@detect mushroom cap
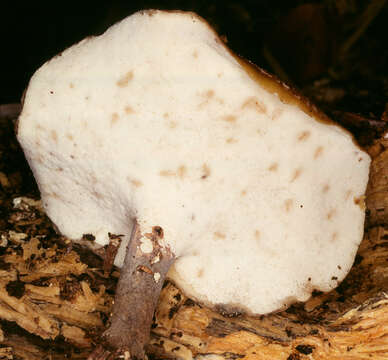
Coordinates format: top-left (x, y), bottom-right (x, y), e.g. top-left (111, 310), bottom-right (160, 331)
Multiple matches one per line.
top-left (17, 10), bottom-right (370, 314)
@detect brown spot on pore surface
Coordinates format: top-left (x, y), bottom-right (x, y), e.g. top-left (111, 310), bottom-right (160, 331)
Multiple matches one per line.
top-left (268, 162), bottom-right (278, 172)
top-left (205, 89), bottom-right (214, 98)
top-left (159, 166), bottom-right (186, 178)
top-left (111, 113), bottom-right (119, 125)
top-left (35, 156), bottom-right (43, 164)
top-left (327, 208), bottom-right (336, 220)
top-left (354, 196), bottom-right (366, 210)
top-left (271, 108), bottom-right (283, 120)
top-left (125, 106), bottom-right (135, 114)
top-left (160, 170), bottom-right (175, 177)
top-left (255, 230), bottom-right (260, 240)
top-left (192, 50), bottom-right (198, 58)
top-left (69, 83), bottom-right (74, 89)
top-left (51, 192), bottom-right (60, 199)
top-left (128, 177), bottom-right (143, 187)
top-left (241, 189), bottom-right (247, 196)
top-left (197, 268), bottom-right (204, 278)
top-left (198, 90), bottom-right (215, 108)
top-left (284, 199), bottom-right (294, 212)
top-left (345, 190), bottom-right (352, 200)
top-left (51, 130), bottom-right (58, 142)
top-left (322, 184), bottom-right (330, 193)
top-left (314, 146), bottom-right (324, 159)
top-left (92, 190), bottom-right (102, 199)
top-left (241, 97), bottom-right (267, 113)
top-left (331, 232), bottom-right (338, 242)
top-left (214, 232), bottom-right (226, 239)
top-left (223, 115), bottom-right (236, 123)
top-left (66, 134), bottom-right (73, 141)
top-left (201, 164), bottom-right (211, 179)
top-left (298, 131), bottom-right (311, 142)
top-left (226, 137), bottom-right (238, 144)
top-left (116, 71), bottom-right (134, 87)
top-left (290, 168), bottom-right (303, 182)
top-left (168, 121), bottom-right (177, 129)
top-left (177, 165), bottom-right (186, 179)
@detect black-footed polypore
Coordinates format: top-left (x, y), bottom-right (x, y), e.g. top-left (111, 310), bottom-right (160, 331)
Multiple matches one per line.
top-left (17, 10), bottom-right (370, 359)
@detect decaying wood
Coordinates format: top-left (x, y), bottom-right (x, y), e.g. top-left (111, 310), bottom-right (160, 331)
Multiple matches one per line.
top-left (103, 233), bottom-right (123, 278)
top-left (1, 110), bottom-right (388, 359)
top-left (366, 138), bottom-right (388, 227)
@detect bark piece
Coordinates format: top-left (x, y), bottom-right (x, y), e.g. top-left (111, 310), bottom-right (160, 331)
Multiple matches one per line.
top-left (103, 234), bottom-right (123, 277)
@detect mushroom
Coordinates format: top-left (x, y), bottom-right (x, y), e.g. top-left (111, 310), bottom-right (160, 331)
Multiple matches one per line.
top-left (16, 10), bottom-right (370, 359)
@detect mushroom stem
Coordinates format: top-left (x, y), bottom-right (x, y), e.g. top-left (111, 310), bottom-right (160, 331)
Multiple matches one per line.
top-left (88, 221), bottom-right (175, 360)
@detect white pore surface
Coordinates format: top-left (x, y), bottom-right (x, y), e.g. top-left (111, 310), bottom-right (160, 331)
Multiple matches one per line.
top-left (17, 10), bottom-right (370, 314)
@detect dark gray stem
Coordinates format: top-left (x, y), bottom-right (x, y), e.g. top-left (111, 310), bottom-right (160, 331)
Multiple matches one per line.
top-left (88, 221), bottom-right (174, 360)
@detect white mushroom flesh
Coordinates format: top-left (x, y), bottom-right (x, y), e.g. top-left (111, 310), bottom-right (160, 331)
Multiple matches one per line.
top-left (17, 10), bottom-right (370, 314)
